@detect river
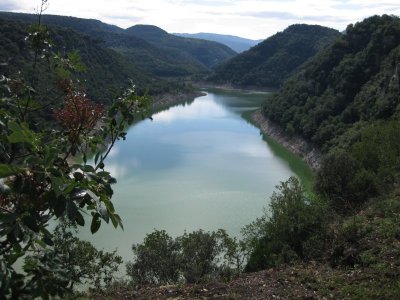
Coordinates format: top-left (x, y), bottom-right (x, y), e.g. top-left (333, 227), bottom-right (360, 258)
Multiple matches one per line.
top-left (77, 88), bottom-right (313, 264)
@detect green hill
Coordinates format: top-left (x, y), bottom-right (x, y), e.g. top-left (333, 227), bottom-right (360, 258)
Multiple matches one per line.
top-left (208, 24), bottom-right (341, 88)
top-left (262, 15), bottom-right (400, 151)
top-left (260, 14), bottom-right (400, 224)
top-left (0, 12), bottom-right (219, 77)
top-left (126, 25), bottom-right (237, 69)
top-left (173, 32), bottom-right (262, 53)
top-left (0, 17), bottom-right (174, 105)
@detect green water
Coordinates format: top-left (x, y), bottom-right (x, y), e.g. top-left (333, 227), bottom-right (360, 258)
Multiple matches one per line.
top-left (78, 89), bottom-right (313, 263)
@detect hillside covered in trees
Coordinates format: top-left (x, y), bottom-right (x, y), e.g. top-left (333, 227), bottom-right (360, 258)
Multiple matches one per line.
top-left (0, 17), bottom-right (188, 105)
top-left (0, 12), bottom-right (236, 77)
top-left (173, 32), bottom-right (262, 53)
top-left (126, 25), bottom-right (237, 69)
top-left (263, 15), bottom-right (400, 151)
top-left (208, 24), bottom-right (341, 88)
top-left (1, 3), bottom-right (400, 298)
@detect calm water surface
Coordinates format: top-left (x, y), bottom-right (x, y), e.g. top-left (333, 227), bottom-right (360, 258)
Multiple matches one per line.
top-left (78, 89), bottom-right (313, 262)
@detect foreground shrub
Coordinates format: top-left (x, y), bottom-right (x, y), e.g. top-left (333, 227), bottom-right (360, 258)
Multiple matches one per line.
top-left (126, 229), bottom-right (245, 285)
top-left (126, 230), bottom-right (181, 285)
top-left (0, 2), bottom-right (150, 297)
top-left (243, 177), bottom-right (329, 271)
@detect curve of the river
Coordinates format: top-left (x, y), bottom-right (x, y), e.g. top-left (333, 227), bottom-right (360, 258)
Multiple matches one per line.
top-left (78, 89), bottom-right (313, 263)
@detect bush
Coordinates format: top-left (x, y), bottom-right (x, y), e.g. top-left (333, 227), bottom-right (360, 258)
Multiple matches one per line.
top-left (126, 229), bottom-right (245, 285)
top-left (244, 177), bottom-right (328, 271)
top-left (126, 230), bottom-right (181, 285)
top-left (179, 230), bottom-right (222, 283)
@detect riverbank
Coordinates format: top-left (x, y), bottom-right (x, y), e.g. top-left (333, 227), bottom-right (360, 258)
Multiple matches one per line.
top-left (194, 82), bottom-right (276, 93)
top-left (251, 110), bottom-right (321, 170)
top-left (152, 90), bottom-right (206, 111)
top-left (153, 87), bottom-right (321, 171)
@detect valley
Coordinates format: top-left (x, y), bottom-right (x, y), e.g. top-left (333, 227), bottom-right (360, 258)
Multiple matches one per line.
top-left (1, 6), bottom-right (400, 299)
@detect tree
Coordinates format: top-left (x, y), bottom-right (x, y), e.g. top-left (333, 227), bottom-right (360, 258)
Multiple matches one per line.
top-left (178, 230), bottom-right (223, 283)
top-left (45, 222), bottom-right (122, 290)
top-left (126, 230), bottom-right (181, 285)
top-left (0, 1), bottom-right (150, 297)
top-left (244, 177), bottom-right (328, 271)
top-left (126, 229), bottom-right (244, 285)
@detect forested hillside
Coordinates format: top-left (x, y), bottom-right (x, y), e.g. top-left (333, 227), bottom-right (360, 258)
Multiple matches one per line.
top-left (0, 18), bottom-right (175, 104)
top-left (263, 15), bottom-right (400, 151)
top-left (126, 25), bottom-right (237, 68)
top-left (173, 32), bottom-right (261, 53)
top-left (208, 24), bottom-right (341, 88)
top-left (0, 12), bottom-right (236, 77)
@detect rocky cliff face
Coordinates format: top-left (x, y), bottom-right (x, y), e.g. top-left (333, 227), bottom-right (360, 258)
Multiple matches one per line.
top-left (251, 110), bottom-right (321, 170)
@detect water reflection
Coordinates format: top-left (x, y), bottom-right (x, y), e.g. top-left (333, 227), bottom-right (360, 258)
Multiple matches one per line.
top-left (79, 89), bottom-right (313, 264)
top-left (154, 95), bottom-right (229, 122)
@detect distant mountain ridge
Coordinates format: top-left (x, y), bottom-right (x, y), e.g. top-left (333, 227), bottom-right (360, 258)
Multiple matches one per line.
top-left (0, 18), bottom-right (173, 105)
top-left (126, 25), bottom-right (237, 69)
top-left (173, 32), bottom-right (262, 53)
top-left (0, 12), bottom-right (236, 77)
top-left (208, 24), bottom-right (341, 89)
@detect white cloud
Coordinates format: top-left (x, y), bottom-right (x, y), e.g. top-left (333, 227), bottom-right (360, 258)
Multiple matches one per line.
top-left (4, 0), bottom-right (400, 39)
top-left (154, 97), bottom-right (229, 122)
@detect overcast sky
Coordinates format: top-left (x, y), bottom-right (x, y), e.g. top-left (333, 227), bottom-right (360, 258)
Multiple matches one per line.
top-left (1, 0), bottom-right (399, 39)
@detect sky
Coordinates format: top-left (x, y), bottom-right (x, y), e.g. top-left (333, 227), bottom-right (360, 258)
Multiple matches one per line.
top-left (1, 0), bottom-right (399, 39)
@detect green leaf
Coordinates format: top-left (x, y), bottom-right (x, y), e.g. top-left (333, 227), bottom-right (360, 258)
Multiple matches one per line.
top-left (7, 121), bottom-right (38, 149)
top-left (7, 250), bottom-right (25, 265)
top-left (81, 165), bottom-right (94, 173)
top-left (22, 215), bottom-right (39, 232)
top-left (49, 194), bottom-right (66, 217)
top-left (109, 213), bottom-right (118, 228)
top-left (109, 212), bottom-right (123, 230)
top-left (102, 196), bottom-right (115, 213)
top-left (42, 235), bottom-right (54, 246)
top-left (75, 211), bottom-right (85, 226)
top-left (91, 214), bottom-right (101, 234)
top-left (0, 164), bottom-right (22, 178)
top-left (97, 171), bottom-right (110, 178)
top-left (44, 147), bottom-right (58, 167)
top-left (99, 207), bottom-right (109, 223)
top-left (66, 201), bottom-right (78, 221)
top-left (115, 214), bottom-right (123, 230)
top-left (50, 176), bottom-right (64, 196)
top-left (41, 228), bottom-right (54, 246)
top-left (94, 152), bottom-right (101, 165)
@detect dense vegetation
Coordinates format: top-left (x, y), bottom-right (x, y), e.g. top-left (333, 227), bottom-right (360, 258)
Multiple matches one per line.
top-left (235, 14), bottom-right (400, 298)
top-left (126, 229), bottom-right (245, 285)
top-left (208, 24), bottom-right (341, 88)
top-left (2, 5), bottom-right (400, 298)
top-left (126, 25), bottom-right (237, 68)
top-left (0, 17), bottom-right (181, 106)
top-left (263, 15), bottom-right (400, 151)
top-left (262, 15), bottom-right (400, 210)
top-left (174, 32), bottom-right (262, 53)
top-left (0, 6), bottom-right (151, 297)
top-left (112, 15), bottom-right (400, 299)
top-left (0, 12), bottom-right (236, 77)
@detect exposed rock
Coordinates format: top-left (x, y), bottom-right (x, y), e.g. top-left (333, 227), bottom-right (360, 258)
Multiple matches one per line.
top-left (251, 110), bottom-right (321, 170)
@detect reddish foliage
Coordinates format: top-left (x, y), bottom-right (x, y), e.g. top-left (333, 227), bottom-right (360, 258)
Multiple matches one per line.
top-left (54, 81), bottom-right (104, 133)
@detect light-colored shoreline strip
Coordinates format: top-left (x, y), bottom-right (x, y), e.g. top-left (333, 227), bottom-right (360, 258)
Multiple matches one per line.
top-left (251, 110), bottom-right (321, 170)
